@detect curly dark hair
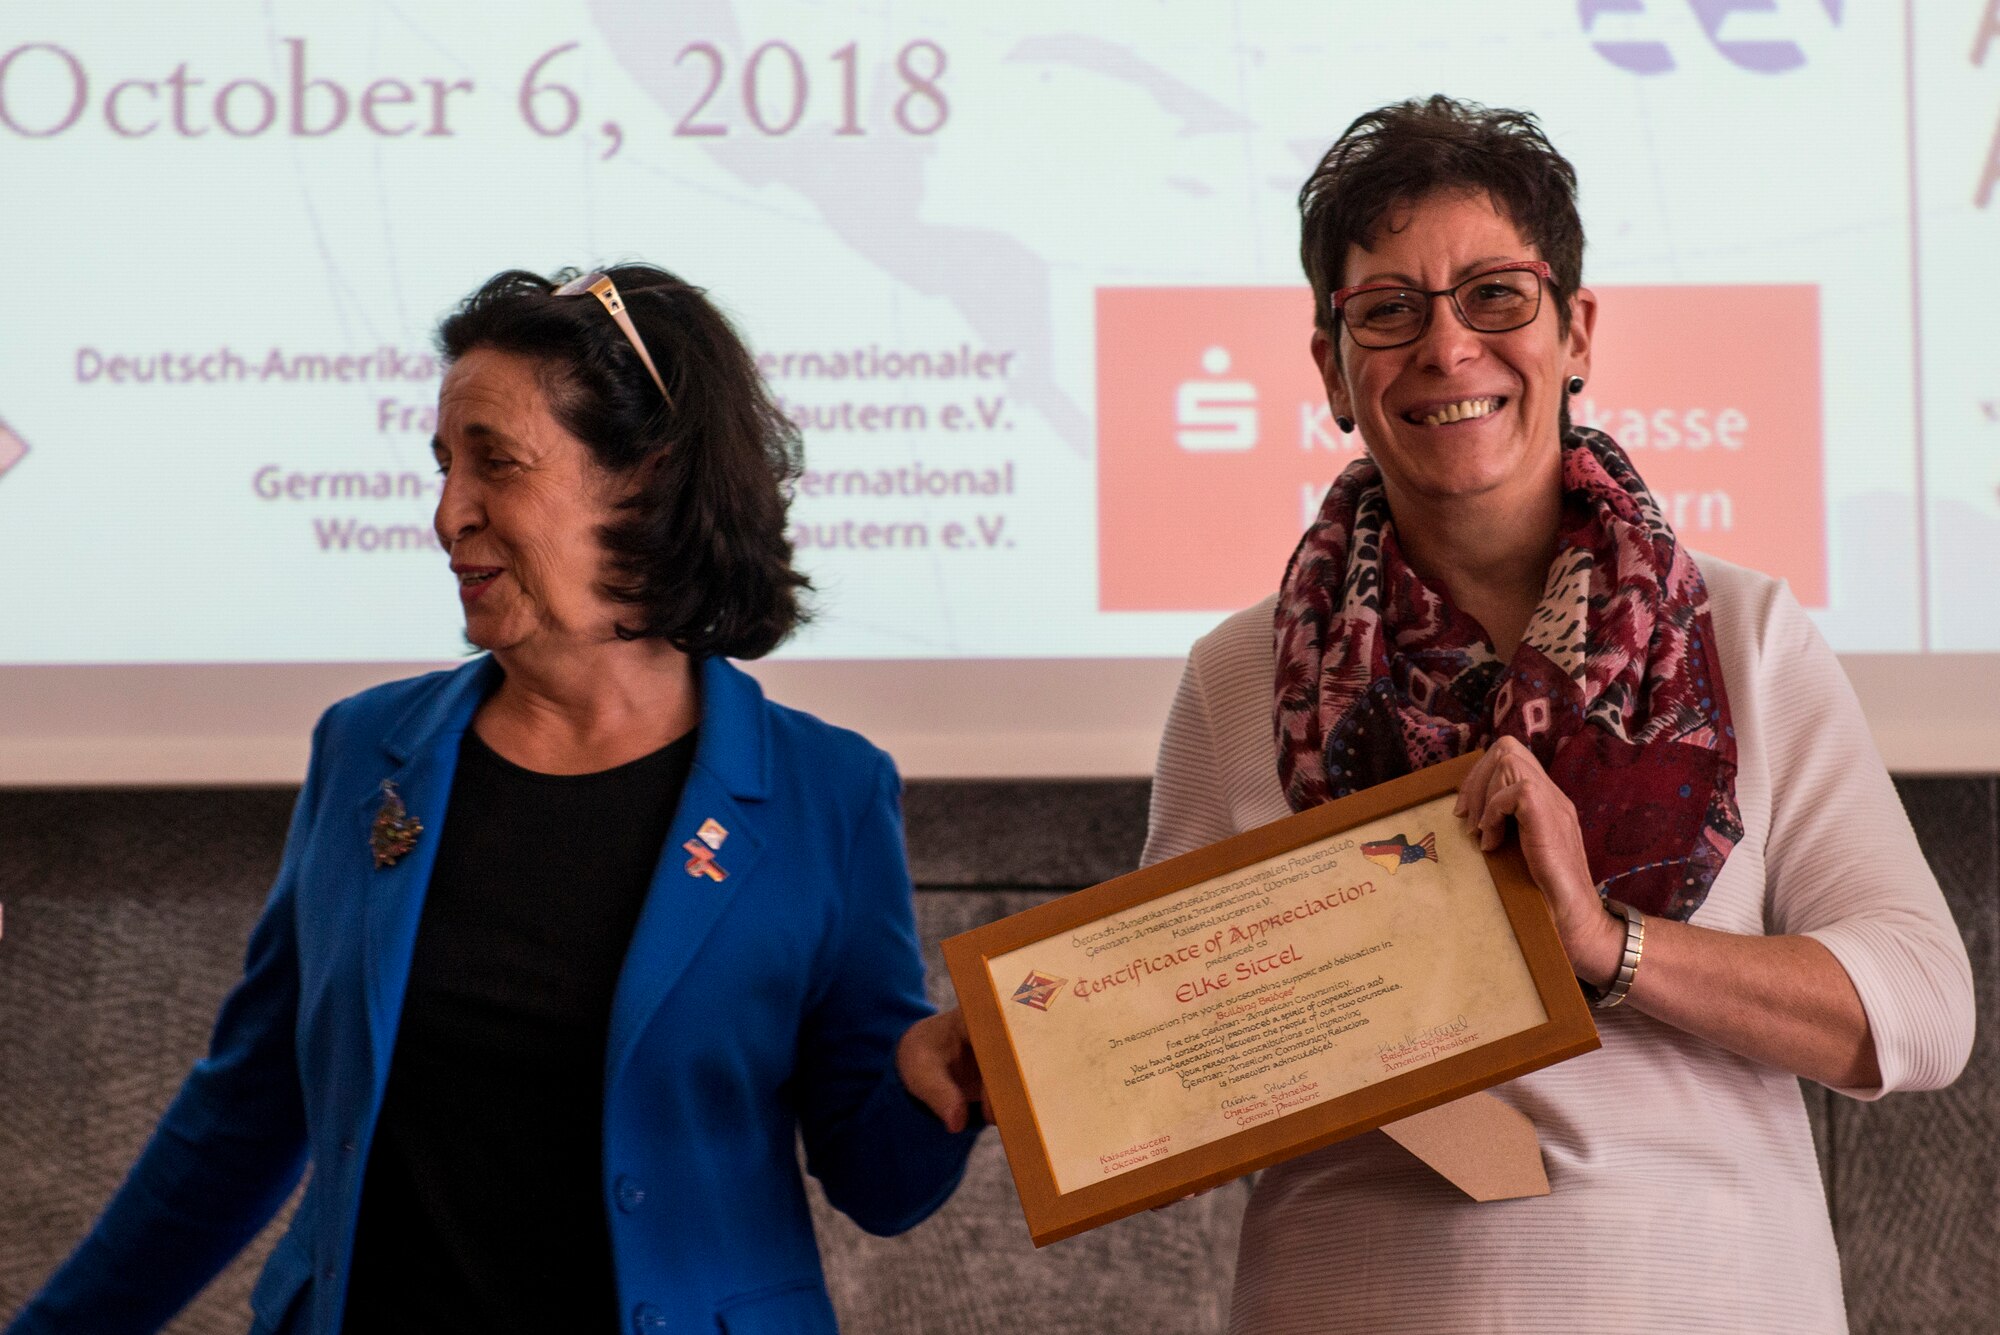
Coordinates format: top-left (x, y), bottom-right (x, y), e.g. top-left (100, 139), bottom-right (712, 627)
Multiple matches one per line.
top-left (436, 263), bottom-right (809, 660)
top-left (1300, 95), bottom-right (1584, 346)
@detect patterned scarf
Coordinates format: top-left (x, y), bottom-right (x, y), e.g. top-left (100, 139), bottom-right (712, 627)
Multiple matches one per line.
top-left (1273, 427), bottom-right (1741, 921)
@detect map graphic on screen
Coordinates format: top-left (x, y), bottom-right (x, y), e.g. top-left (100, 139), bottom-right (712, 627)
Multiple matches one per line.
top-left (1, 0), bottom-right (1995, 673)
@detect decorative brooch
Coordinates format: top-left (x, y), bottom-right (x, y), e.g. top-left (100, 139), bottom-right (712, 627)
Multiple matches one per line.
top-left (370, 780), bottom-right (423, 869)
top-left (684, 818), bottom-right (729, 881)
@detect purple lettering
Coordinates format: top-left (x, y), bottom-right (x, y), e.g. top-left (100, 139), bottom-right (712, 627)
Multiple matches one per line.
top-left (423, 77), bottom-right (473, 137)
top-left (1980, 106), bottom-right (2000, 210)
top-left (360, 78), bottom-right (415, 136)
top-left (287, 38), bottom-right (347, 136)
top-left (104, 77), bottom-right (158, 137)
top-left (164, 62), bottom-right (206, 137)
top-left (214, 78), bottom-right (276, 137)
top-left (0, 43), bottom-right (87, 138)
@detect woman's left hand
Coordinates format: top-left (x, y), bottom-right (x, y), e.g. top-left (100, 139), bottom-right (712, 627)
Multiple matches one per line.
top-left (1453, 739), bottom-right (1888, 1089)
top-left (1454, 737), bottom-right (1623, 987)
top-left (896, 1007), bottom-right (984, 1134)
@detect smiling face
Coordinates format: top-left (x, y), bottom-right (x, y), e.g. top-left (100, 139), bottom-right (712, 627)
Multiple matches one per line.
top-left (1312, 190), bottom-right (1595, 513)
top-left (431, 347), bottom-right (630, 656)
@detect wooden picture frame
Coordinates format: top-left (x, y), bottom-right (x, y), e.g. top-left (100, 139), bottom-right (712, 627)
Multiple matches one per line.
top-left (942, 751), bottom-right (1599, 1246)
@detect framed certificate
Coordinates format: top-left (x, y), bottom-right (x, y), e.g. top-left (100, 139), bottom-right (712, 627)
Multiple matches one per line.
top-left (941, 751), bottom-right (1599, 1246)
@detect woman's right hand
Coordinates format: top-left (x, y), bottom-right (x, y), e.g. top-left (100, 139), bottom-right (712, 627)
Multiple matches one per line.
top-left (895, 1007), bottom-right (985, 1133)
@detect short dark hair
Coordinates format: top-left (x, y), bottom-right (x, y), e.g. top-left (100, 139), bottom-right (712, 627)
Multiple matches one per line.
top-left (1299, 96), bottom-right (1584, 340)
top-left (437, 263), bottom-right (809, 660)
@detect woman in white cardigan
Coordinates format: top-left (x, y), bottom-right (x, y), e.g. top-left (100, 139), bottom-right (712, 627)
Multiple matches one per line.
top-left (1144, 96), bottom-right (1975, 1334)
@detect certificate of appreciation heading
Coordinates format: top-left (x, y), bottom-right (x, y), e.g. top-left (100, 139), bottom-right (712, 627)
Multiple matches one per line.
top-left (988, 793), bottom-right (1548, 1194)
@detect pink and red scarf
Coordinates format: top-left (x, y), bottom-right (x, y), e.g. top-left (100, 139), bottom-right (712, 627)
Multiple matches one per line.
top-left (1274, 427), bottom-right (1741, 921)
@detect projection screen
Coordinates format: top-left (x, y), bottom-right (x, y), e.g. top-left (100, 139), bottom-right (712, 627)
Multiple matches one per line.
top-left (2, 0), bottom-right (1997, 782)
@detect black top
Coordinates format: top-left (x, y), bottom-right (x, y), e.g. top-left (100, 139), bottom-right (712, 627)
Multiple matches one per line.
top-left (343, 725), bottom-right (696, 1334)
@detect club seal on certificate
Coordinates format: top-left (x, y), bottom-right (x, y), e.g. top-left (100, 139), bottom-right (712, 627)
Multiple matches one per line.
top-left (943, 751), bottom-right (1599, 1245)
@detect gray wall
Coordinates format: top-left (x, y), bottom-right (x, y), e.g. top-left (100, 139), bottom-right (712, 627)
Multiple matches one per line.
top-left (1, 778), bottom-right (1993, 1333)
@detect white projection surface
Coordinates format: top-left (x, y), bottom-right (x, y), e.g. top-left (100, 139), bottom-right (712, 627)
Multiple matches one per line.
top-left (1, 1), bottom-right (1997, 781)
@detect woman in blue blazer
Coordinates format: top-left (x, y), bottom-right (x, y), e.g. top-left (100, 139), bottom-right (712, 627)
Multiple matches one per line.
top-left (10, 265), bottom-right (983, 1335)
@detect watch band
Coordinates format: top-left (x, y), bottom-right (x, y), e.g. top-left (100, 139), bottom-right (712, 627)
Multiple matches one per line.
top-left (1594, 900), bottom-right (1646, 1010)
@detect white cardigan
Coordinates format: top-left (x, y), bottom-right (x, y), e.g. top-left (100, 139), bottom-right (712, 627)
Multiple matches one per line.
top-left (1143, 554), bottom-right (1975, 1335)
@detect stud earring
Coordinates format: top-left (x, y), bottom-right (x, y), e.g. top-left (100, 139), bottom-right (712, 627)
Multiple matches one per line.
top-left (1566, 375), bottom-right (1585, 394)
top-left (1335, 415), bottom-right (1355, 433)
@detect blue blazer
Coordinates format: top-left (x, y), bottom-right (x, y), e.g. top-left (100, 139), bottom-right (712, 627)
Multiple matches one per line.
top-left (11, 655), bottom-right (979, 1335)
